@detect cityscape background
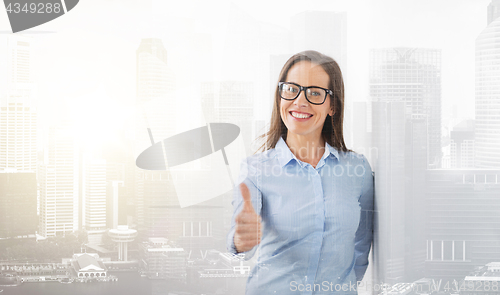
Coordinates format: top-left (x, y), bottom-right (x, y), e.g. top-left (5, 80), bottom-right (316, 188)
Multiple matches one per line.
top-left (0, 0), bottom-right (499, 294)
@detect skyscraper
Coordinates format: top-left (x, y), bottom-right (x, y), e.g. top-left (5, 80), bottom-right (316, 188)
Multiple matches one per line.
top-left (487, 0), bottom-right (500, 25)
top-left (0, 35), bottom-right (37, 173)
top-left (370, 50), bottom-right (433, 282)
top-left (83, 158), bottom-right (107, 245)
top-left (370, 48), bottom-right (441, 168)
top-left (201, 81), bottom-right (254, 248)
top-left (371, 101), bottom-right (407, 284)
top-left (135, 38), bottom-right (177, 237)
top-left (39, 125), bottom-right (79, 237)
top-left (475, 2), bottom-right (500, 168)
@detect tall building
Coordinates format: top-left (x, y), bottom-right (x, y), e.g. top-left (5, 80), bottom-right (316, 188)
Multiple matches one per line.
top-left (370, 49), bottom-right (439, 284)
top-left (0, 102), bottom-right (37, 172)
top-left (107, 180), bottom-right (124, 229)
top-left (135, 38), bottom-right (176, 147)
top-left (371, 102), bottom-right (428, 284)
top-left (488, 0), bottom-right (500, 25)
top-left (370, 48), bottom-right (442, 168)
top-left (371, 101), bottom-right (407, 284)
top-left (475, 2), bottom-right (500, 168)
top-left (102, 131), bottom-right (135, 229)
top-left (83, 158), bottom-right (107, 245)
top-left (39, 125), bottom-right (79, 237)
top-left (201, 81), bottom-right (254, 247)
top-left (135, 38), bottom-right (178, 238)
top-left (0, 35), bottom-right (37, 173)
top-left (0, 172), bottom-right (37, 238)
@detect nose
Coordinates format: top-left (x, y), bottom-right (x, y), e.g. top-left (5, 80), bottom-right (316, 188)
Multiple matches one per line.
top-left (294, 90), bottom-right (309, 107)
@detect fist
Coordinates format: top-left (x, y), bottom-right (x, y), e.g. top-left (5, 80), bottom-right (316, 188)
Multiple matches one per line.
top-left (234, 183), bottom-right (262, 253)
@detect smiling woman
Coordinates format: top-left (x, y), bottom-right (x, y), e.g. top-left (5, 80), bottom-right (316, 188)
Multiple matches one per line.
top-left (227, 50), bottom-right (374, 295)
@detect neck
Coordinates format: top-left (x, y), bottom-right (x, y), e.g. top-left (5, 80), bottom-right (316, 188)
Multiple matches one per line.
top-left (285, 132), bottom-right (326, 167)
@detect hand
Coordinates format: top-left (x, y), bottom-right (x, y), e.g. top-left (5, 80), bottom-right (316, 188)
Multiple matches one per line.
top-left (234, 183), bottom-right (262, 253)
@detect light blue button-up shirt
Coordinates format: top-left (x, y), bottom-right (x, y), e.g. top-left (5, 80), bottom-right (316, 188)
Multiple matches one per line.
top-left (227, 137), bottom-right (374, 295)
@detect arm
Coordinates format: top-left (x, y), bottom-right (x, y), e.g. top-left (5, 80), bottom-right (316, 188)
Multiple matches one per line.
top-left (226, 158), bottom-right (262, 260)
top-left (353, 155), bottom-right (374, 281)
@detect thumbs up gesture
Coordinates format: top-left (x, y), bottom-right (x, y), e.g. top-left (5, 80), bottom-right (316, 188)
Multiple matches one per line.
top-left (234, 183), bottom-right (262, 253)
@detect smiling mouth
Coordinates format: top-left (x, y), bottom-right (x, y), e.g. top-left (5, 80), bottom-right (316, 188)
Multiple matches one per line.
top-left (290, 111), bottom-right (313, 119)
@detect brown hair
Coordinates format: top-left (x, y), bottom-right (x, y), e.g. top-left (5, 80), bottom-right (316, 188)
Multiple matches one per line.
top-left (257, 50), bottom-right (350, 153)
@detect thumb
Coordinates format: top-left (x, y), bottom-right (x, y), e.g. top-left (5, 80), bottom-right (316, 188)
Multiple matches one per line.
top-left (240, 183), bottom-right (256, 213)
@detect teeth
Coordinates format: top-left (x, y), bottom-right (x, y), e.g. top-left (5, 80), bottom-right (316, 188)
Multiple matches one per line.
top-left (291, 112), bottom-right (311, 119)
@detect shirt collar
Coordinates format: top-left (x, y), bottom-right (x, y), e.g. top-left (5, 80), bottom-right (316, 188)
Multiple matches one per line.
top-left (275, 137), bottom-right (339, 168)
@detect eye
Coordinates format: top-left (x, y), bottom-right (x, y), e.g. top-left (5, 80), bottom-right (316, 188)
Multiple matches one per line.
top-left (308, 88), bottom-right (323, 97)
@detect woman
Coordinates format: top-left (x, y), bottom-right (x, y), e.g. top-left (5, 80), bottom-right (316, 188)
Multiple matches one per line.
top-left (227, 50), bottom-right (374, 295)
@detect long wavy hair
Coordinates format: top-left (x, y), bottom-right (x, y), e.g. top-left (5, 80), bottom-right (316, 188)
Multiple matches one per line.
top-left (257, 50), bottom-right (350, 153)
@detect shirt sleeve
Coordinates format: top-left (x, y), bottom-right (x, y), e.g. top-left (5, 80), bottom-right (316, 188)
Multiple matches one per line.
top-left (353, 155), bottom-right (374, 281)
top-left (226, 157), bottom-right (262, 260)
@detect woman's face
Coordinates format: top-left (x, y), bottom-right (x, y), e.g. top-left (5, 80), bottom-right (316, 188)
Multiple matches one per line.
top-left (280, 61), bottom-right (333, 142)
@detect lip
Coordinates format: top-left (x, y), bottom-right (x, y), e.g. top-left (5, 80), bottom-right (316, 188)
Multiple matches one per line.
top-left (289, 111), bottom-right (313, 121)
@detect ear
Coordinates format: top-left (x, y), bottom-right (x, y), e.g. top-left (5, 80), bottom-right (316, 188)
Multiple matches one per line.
top-left (329, 108), bottom-right (335, 117)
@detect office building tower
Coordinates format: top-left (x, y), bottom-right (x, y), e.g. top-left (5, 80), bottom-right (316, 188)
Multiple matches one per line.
top-left (371, 100), bottom-right (428, 284)
top-left (39, 125), bottom-right (79, 237)
top-left (425, 169), bottom-right (500, 279)
top-left (0, 102), bottom-right (37, 172)
top-left (201, 81), bottom-right (254, 247)
top-left (102, 131), bottom-right (135, 229)
top-left (0, 35), bottom-right (37, 173)
top-left (5, 35), bottom-right (35, 97)
top-left (136, 38), bottom-right (176, 147)
top-left (135, 38), bottom-right (177, 235)
top-left (450, 120), bottom-right (475, 169)
top-left (136, 38), bottom-right (174, 103)
top-left (0, 172), bottom-right (37, 237)
top-left (370, 48), bottom-right (441, 168)
top-left (488, 0), bottom-right (500, 25)
top-left (107, 180), bottom-right (124, 229)
top-left (371, 101), bottom-right (406, 284)
top-left (475, 3), bottom-right (500, 168)
top-left (83, 158), bottom-right (107, 245)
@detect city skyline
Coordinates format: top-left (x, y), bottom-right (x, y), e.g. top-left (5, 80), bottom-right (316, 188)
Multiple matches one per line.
top-left (1, 1), bottom-right (500, 295)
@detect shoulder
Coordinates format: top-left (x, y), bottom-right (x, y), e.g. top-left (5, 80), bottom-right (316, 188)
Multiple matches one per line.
top-left (338, 150), bottom-right (372, 170)
top-left (337, 151), bottom-right (374, 187)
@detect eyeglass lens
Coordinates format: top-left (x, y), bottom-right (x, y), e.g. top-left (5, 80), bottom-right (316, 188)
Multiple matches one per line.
top-left (280, 83), bottom-right (326, 104)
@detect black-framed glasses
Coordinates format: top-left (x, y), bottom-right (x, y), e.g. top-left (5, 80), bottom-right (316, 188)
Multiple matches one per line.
top-left (278, 82), bottom-right (333, 105)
